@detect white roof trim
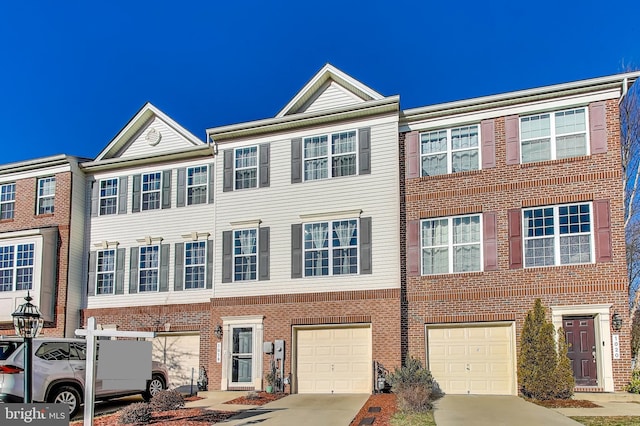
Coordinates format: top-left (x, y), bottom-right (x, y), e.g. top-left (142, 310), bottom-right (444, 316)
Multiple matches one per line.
top-left (276, 64), bottom-right (384, 118)
top-left (95, 103), bottom-right (204, 161)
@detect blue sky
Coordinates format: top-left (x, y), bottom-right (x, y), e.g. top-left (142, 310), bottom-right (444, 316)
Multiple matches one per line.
top-left (1, 1), bottom-right (639, 163)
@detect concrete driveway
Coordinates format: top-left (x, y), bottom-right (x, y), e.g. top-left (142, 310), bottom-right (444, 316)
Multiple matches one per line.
top-left (220, 393), bottom-right (369, 426)
top-left (433, 395), bottom-right (582, 426)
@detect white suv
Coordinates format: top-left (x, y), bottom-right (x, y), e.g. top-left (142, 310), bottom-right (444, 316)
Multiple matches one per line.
top-left (0, 337), bottom-right (168, 417)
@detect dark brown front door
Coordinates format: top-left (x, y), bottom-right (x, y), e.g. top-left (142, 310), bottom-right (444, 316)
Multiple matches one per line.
top-left (564, 316), bottom-right (597, 387)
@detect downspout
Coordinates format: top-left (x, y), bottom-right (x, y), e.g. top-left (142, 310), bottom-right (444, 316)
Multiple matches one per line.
top-left (619, 77), bottom-right (629, 104)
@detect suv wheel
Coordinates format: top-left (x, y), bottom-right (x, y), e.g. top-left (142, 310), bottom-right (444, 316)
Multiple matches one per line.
top-left (143, 374), bottom-right (165, 401)
top-left (49, 385), bottom-right (81, 418)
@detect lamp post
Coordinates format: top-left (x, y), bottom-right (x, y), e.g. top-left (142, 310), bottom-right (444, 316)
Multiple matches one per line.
top-left (11, 292), bottom-right (44, 403)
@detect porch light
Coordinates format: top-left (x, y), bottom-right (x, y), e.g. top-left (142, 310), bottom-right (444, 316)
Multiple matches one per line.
top-left (12, 292), bottom-right (44, 403)
top-left (611, 313), bottom-right (623, 332)
top-left (214, 324), bottom-right (223, 339)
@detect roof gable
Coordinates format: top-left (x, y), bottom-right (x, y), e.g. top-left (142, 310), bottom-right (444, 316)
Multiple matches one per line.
top-left (95, 103), bottom-right (204, 161)
top-left (276, 64), bottom-right (384, 117)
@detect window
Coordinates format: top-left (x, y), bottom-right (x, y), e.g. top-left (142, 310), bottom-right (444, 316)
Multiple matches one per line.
top-left (304, 130), bottom-right (357, 181)
top-left (99, 179), bottom-right (118, 216)
top-left (139, 245), bottom-right (159, 292)
top-left (421, 125), bottom-right (479, 176)
top-left (0, 183), bottom-right (15, 220)
top-left (37, 177), bottom-right (55, 215)
top-left (234, 229), bottom-right (257, 281)
top-left (235, 147), bottom-right (258, 189)
top-left (520, 107), bottom-right (588, 163)
top-left (142, 172), bottom-right (162, 211)
top-left (421, 214), bottom-right (481, 275)
top-left (187, 166), bottom-right (208, 205)
top-left (231, 327), bottom-right (253, 383)
top-left (0, 243), bottom-right (34, 291)
top-left (96, 249), bottom-right (115, 295)
top-left (523, 203), bottom-right (593, 267)
top-left (185, 241), bottom-right (206, 289)
top-left (35, 342), bottom-right (70, 361)
top-left (304, 219), bottom-right (358, 277)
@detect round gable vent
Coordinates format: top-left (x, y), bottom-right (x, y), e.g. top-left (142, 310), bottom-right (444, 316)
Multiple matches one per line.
top-left (146, 128), bottom-right (162, 146)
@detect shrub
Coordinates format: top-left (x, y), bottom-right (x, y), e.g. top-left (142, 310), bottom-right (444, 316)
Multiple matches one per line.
top-left (518, 299), bottom-right (575, 400)
top-left (149, 389), bottom-right (185, 412)
top-left (119, 402), bottom-right (152, 424)
top-left (388, 356), bottom-right (440, 412)
top-left (626, 369), bottom-right (640, 393)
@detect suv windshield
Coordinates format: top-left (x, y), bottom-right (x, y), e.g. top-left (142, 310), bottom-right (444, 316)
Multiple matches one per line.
top-left (0, 341), bottom-right (21, 360)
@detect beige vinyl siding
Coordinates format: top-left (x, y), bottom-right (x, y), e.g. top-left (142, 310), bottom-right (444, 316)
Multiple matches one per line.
top-left (66, 166), bottom-right (87, 335)
top-left (120, 117), bottom-right (201, 159)
top-left (86, 159), bottom-right (215, 309)
top-left (300, 81), bottom-right (364, 114)
top-left (214, 114), bottom-right (400, 297)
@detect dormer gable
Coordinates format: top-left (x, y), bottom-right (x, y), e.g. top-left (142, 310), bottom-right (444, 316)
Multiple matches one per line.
top-left (276, 64), bottom-right (384, 117)
top-left (95, 103), bottom-right (204, 161)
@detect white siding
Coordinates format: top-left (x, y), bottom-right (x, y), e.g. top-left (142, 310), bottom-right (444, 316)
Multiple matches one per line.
top-left (120, 117), bottom-right (201, 159)
top-left (86, 158), bottom-right (216, 309)
top-left (301, 82), bottom-right (364, 114)
top-left (214, 113), bottom-right (400, 298)
top-left (66, 166), bottom-right (86, 335)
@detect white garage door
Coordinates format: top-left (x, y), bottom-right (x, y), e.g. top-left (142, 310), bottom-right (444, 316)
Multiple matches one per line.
top-left (427, 324), bottom-right (515, 395)
top-left (152, 333), bottom-right (200, 390)
top-left (296, 326), bottom-right (371, 394)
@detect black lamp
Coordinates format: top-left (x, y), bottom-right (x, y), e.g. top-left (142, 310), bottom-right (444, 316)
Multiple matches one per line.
top-left (12, 292), bottom-right (44, 403)
top-left (612, 312), bottom-right (623, 332)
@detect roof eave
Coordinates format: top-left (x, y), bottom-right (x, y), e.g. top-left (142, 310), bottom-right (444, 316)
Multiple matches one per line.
top-left (0, 154), bottom-right (88, 175)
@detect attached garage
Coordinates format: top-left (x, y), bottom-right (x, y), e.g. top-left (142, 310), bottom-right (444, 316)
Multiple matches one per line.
top-left (427, 323), bottom-right (516, 395)
top-left (295, 325), bottom-right (372, 394)
top-left (152, 332), bottom-right (200, 390)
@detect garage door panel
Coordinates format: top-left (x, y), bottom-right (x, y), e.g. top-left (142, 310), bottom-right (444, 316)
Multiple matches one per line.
top-left (427, 325), bottom-right (514, 396)
top-left (297, 326), bottom-right (371, 394)
top-left (152, 334), bottom-right (199, 389)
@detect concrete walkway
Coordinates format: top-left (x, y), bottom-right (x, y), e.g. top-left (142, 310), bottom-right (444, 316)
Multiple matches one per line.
top-left (554, 392), bottom-right (640, 417)
top-left (187, 392), bottom-right (368, 426)
top-left (433, 395), bottom-right (583, 426)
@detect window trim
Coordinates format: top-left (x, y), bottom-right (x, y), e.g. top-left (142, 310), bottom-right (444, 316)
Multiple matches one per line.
top-left (419, 124), bottom-right (481, 176)
top-left (141, 172), bottom-right (162, 211)
top-left (0, 242), bottom-right (35, 292)
top-left (184, 241), bottom-right (207, 289)
top-left (0, 183), bottom-right (16, 220)
top-left (37, 176), bottom-right (56, 215)
top-left (138, 245), bottom-right (160, 292)
top-left (96, 249), bottom-right (116, 295)
top-left (98, 178), bottom-right (119, 216)
top-left (519, 106), bottom-right (590, 164)
top-left (233, 228), bottom-right (258, 282)
top-left (303, 218), bottom-right (360, 277)
top-left (234, 146), bottom-right (259, 190)
top-left (186, 165), bottom-right (209, 205)
top-left (420, 213), bottom-right (483, 275)
top-left (302, 129), bottom-right (359, 182)
top-left (522, 202), bottom-right (595, 268)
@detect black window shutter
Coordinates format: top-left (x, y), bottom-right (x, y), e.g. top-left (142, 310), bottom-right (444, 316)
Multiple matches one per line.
top-left (291, 224), bottom-right (303, 278)
top-left (118, 177), bottom-right (128, 214)
top-left (360, 217), bottom-right (372, 274)
top-left (132, 175), bottom-right (141, 213)
top-left (115, 248), bottom-right (125, 294)
top-left (206, 240), bottom-right (214, 289)
top-left (159, 244), bottom-right (170, 291)
top-left (291, 138), bottom-right (302, 183)
top-left (358, 127), bottom-right (371, 175)
top-left (174, 242), bottom-right (184, 291)
top-left (87, 251), bottom-right (96, 296)
top-left (223, 150), bottom-right (233, 192)
top-left (259, 227), bottom-right (270, 280)
top-left (129, 247), bottom-right (139, 293)
top-left (176, 168), bottom-right (186, 208)
top-left (208, 165), bottom-right (215, 204)
top-left (222, 231), bottom-right (233, 283)
top-left (161, 170), bottom-right (171, 209)
top-left (90, 181), bottom-right (99, 217)
top-left (259, 143), bottom-right (270, 188)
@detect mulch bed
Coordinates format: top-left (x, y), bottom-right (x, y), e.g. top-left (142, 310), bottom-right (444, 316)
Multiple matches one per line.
top-left (528, 398), bottom-right (601, 408)
top-left (70, 408), bottom-right (236, 426)
top-left (224, 391), bottom-right (288, 406)
top-left (349, 393), bottom-right (397, 426)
